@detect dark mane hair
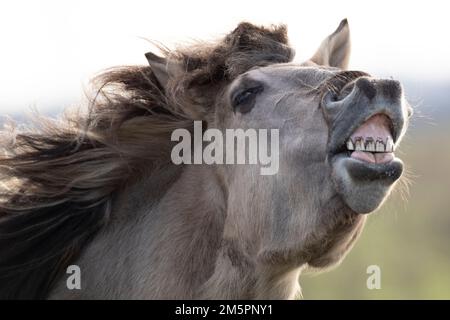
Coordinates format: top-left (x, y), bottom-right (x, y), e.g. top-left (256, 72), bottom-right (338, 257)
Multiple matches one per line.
top-left (0, 22), bottom-right (294, 299)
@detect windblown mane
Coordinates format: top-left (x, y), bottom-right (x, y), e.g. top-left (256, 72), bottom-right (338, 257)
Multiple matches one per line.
top-left (0, 22), bottom-right (293, 299)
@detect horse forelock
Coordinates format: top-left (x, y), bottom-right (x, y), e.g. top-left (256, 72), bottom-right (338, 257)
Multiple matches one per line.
top-left (166, 23), bottom-right (294, 107)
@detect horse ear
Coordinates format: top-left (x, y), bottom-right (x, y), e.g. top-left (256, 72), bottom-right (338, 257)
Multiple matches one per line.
top-left (145, 52), bottom-right (182, 90)
top-left (310, 19), bottom-right (351, 69)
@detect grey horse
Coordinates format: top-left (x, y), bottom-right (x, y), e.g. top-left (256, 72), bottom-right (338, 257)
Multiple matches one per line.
top-left (0, 19), bottom-right (411, 299)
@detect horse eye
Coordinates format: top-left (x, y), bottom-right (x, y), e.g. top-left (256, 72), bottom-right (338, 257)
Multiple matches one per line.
top-left (232, 85), bottom-right (263, 113)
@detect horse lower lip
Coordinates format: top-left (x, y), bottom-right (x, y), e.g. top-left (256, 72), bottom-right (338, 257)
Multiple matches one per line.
top-left (331, 152), bottom-right (404, 182)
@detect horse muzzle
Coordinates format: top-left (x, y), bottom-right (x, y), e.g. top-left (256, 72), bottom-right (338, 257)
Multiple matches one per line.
top-left (322, 76), bottom-right (411, 214)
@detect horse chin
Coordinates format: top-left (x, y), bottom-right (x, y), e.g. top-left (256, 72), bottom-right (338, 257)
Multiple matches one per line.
top-left (330, 153), bottom-right (403, 214)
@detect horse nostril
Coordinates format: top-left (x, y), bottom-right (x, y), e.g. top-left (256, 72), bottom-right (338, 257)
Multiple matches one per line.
top-left (336, 82), bottom-right (355, 101)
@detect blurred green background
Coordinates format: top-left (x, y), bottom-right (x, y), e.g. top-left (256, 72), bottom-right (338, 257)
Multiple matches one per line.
top-left (301, 91), bottom-right (450, 299)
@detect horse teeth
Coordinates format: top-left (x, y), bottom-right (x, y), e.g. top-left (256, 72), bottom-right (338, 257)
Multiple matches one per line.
top-left (386, 138), bottom-right (394, 152)
top-left (347, 140), bottom-right (355, 150)
top-left (346, 137), bottom-right (394, 153)
top-left (375, 139), bottom-right (385, 152)
top-left (365, 138), bottom-right (375, 152)
top-left (354, 137), bottom-right (364, 151)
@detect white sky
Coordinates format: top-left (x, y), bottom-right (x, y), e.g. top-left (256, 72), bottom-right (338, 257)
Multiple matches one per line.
top-left (0, 0), bottom-right (449, 112)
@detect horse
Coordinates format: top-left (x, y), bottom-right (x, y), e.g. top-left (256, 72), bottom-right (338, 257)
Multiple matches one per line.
top-left (0, 19), bottom-right (411, 299)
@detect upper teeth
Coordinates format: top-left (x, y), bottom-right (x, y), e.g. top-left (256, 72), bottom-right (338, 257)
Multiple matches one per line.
top-left (346, 137), bottom-right (394, 152)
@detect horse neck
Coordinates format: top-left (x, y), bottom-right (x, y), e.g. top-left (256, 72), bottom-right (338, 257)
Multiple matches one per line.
top-left (109, 164), bottom-right (226, 297)
top-left (108, 164), bottom-right (301, 299)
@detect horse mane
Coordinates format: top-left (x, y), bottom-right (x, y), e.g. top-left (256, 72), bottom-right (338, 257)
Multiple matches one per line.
top-left (0, 22), bottom-right (294, 299)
